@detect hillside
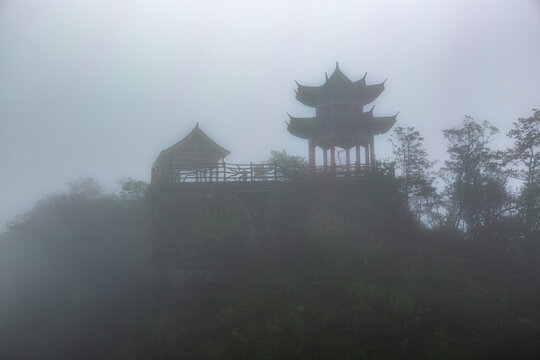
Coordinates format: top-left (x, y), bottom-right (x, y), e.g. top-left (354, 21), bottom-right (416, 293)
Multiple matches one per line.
top-left (1, 177), bottom-right (540, 359)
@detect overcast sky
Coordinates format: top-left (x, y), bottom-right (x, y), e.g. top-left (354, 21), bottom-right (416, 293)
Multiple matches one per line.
top-left (1, 0), bottom-right (540, 230)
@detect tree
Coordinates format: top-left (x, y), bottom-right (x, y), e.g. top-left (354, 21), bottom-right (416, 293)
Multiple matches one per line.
top-left (389, 126), bottom-right (440, 225)
top-left (505, 109), bottom-right (540, 238)
top-left (119, 178), bottom-right (148, 201)
top-left (0, 180), bottom-right (148, 359)
top-left (68, 177), bottom-right (102, 199)
top-left (266, 150), bottom-right (307, 179)
top-left (441, 116), bottom-right (508, 239)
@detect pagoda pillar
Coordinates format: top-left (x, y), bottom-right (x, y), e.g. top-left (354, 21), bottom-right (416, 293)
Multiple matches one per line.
top-left (346, 148), bottom-right (350, 166)
top-left (370, 137), bottom-right (375, 166)
top-left (309, 141), bottom-right (316, 168)
top-left (364, 144), bottom-right (370, 165)
top-left (355, 142), bottom-right (361, 165)
top-left (330, 143), bottom-right (336, 168)
top-left (323, 148), bottom-right (328, 167)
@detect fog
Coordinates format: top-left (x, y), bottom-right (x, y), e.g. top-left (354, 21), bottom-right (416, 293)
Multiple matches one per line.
top-left (1, 0), bottom-right (539, 228)
top-left (3, 2), bottom-right (540, 358)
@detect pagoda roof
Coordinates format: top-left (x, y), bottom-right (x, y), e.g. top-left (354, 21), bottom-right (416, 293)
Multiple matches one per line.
top-left (286, 110), bottom-right (397, 141)
top-left (295, 63), bottom-right (385, 107)
top-left (152, 124), bottom-right (230, 168)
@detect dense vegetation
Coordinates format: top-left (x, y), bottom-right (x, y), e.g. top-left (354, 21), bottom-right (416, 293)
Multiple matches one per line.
top-left (1, 110), bottom-right (540, 359)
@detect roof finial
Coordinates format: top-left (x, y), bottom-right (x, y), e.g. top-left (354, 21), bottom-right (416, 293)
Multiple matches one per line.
top-left (196, 122), bottom-right (199, 128)
top-left (325, 72), bottom-right (328, 81)
top-left (335, 61), bottom-right (339, 69)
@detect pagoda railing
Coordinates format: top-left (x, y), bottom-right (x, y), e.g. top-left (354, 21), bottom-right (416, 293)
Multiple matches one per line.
top-left (151, 162), bottom-right (394, 184)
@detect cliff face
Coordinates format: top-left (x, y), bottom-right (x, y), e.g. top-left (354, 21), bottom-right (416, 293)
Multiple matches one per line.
top-left (123, 178), bottom-right (540, 360)
top-left (145, 176), bottom-right (409, 300)
top-left (123, 177), bottom-right (509, 360)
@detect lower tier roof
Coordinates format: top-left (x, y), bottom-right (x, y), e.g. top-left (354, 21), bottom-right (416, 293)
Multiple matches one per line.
top-left (287, 112), bottom-right (397, 142)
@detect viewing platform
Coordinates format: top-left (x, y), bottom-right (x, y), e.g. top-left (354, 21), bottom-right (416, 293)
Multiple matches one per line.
top-left (151, 162), bottom-right (394, 184)
top-left (151, 65), bottom-right (398, 189)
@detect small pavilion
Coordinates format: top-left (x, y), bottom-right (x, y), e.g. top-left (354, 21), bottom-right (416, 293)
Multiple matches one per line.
top-left (151, 123), bottom-right (230, 182)
top-left (287, 63), bottom-right (397, 168)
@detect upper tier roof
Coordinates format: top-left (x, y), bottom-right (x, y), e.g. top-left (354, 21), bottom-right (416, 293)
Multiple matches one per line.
top-left (295, 62), bottom-right (386, 107)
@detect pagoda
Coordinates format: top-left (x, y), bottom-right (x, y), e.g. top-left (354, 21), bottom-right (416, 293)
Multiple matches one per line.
top-left (287, 63), bottom-right (397, 169)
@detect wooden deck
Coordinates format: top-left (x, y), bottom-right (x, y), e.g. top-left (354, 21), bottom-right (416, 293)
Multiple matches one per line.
top-left (151, 162), bottom-right (394, 184)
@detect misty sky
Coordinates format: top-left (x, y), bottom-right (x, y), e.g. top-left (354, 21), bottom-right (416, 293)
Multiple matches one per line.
top-left (1, 0), bottom-right (540, 230)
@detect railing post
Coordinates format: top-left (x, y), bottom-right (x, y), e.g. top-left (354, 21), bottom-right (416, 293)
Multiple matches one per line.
top-left (274, 162), bottom-right (278, 181)
top-left (223, 162), bottom-right (226, 182)
top-left (250, 162), bottom-right (253, 182)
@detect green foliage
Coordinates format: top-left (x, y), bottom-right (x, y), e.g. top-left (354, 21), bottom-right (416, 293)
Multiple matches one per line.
top-left (266, 149), bottom-right (307, 179)
top-left (68, 177), bottom-right (103, 199)
top-left (390, 126), bottom-right (441, 225)
top-left (505, 109), bottom-right (540, 238)
top-left (441, 116), bottom-right (508, 239)
top-left (119, 178), bottom-right (149, 201)
top-left (0, 179), bottom-right (149, 360)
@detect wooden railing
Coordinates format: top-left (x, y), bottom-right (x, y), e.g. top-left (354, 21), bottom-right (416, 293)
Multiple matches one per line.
top-left (151, 162), bottom-right (394, 184)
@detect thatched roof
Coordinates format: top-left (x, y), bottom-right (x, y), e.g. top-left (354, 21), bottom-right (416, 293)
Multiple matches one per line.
top-left (152, 124), bottom-right (230, 168)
